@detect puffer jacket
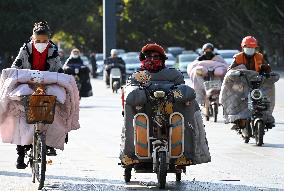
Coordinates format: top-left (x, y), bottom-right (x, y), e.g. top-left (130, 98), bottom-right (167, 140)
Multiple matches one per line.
top-left (11, 40), bottom-right (63, 72)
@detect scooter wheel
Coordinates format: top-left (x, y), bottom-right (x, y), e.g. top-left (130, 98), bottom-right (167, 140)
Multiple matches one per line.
top-left (157, 152), bottom-right (167, 189)
top-left (255, 121), bottom-right (264, 146)
top-left (124, 168), bottom-right (132, 183)
top-left (176, 173), bottom-right (181, 181)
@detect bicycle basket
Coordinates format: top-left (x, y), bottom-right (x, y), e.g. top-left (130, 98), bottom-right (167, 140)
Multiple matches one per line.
top-left (203, 80), bottom-right (222, 91)
top-left (24, 95), bottom-right (56, 124)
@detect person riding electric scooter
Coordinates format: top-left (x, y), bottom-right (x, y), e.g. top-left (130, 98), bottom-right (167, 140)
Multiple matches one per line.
top-left (63, 49), bottom-right (93, 98)
top-left (119, 43), bottom-right (211, 188)
top-left (103, 49), bottom-right (126, 88)
top-left (221, 36), bottom-right (279, 145)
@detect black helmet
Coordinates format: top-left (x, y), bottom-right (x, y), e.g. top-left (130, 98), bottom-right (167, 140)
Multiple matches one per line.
top-left (202, 43), bottom-right (214, 52)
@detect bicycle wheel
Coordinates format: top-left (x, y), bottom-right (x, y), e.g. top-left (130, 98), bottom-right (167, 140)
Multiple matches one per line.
top-left (32, 132), bottom-right (46, 190)
top-left (213, 103), bottom-right (218, 122)
top-left (205, 105), bottom-right (210, 121)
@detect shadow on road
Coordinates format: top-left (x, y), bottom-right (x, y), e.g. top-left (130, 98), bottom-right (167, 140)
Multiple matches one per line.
top-left (79, 105), bottom-right (97, 109)
top-left (1, 171), bottom-right (283, 191)
top-left (262, 143), bottom-right (284, 148)
top-left (0, 170), bottom-right (31, 177)
top-left (44, 179), bottom-right (284, 191)
top-left (123, 180), bottom-right (284, 191)
top-left (79, 105), bottom-right (120, 109)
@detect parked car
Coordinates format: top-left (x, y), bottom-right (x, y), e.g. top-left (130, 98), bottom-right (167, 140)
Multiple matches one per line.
top-left (124, 56), bottom-right (140, 75)
top-left (95, 53), bottom-right (104, 76)
top-left (165, 53), bottom-right (176, 68)
top-left (166, 46), bottom-right (185, 58)
top-left (116, 49), bottom-right (126, 55)
top-left (182, 50), bottom-right (195, 54)
top-left (195, 48), bottom-right (202, 55)
top-left (177, 53), bottom-right (199, 73)
top-left (121, 52), bottom-right (139, 60)
top-left (217, 49), bottom-right (239, 65)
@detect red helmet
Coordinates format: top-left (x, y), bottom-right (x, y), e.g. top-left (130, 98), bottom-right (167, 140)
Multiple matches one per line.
top-left (139, 43), bottom-right (167, 61)
top-left (241, 36), bottom-right (258, 48)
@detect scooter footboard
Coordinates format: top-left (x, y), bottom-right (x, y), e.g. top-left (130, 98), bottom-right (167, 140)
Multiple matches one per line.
top-left (134, 113), bottom-right (150, 159)
top-left (169, 112), bottom-right (184, 158)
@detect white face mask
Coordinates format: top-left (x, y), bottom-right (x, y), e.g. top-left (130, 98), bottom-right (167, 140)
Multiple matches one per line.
top-left (243, 47), bottom-right (256, 56)
top-left (72, 54), bottom-right (79, 58)
top-left (34, 43), bottom-right (48, 53)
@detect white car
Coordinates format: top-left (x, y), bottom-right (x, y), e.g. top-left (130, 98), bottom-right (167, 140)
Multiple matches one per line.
top-left (124, 56), bottom-right (140, 75)
top-left (165, 53), bottom-right (176, 68)
top-left (177, 53), bottom-right (199, 73)
top-left (116, 49), bottom-right (126, 55)
top-left (121, 52), bottom-right (139, 60)
top-left (95, 53), bottom-right (104, 76)
top-left (81, 55), bottom-right (92, 73)
top-left (166, 46), bottom-right (185, 58)
top-left (217, 49), bottom-right (239, 65)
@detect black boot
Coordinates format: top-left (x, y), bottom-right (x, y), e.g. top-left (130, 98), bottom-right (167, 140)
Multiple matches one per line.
top-left (16, 145), bottom-right (27, 169)
top-left (65, 133), bottom-right (68, 144)
top-left (46, 146), bottom-right (57, 156)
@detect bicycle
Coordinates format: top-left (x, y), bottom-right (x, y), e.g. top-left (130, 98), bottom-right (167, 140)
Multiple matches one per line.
top-left (23, 84), bottom-right (56, 190)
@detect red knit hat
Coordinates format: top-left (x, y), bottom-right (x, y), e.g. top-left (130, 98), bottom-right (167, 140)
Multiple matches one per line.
top-left (139, 43), bottom-right (167, 61)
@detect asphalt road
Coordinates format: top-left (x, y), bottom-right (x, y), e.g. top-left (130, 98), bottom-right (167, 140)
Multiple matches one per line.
top-left (0, 74), bottom-right (284, 191)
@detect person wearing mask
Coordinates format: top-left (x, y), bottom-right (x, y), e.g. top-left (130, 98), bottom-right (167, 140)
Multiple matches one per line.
top-left (11, 21), bottom-right (63, 169)
top-left (187, 43), bottom-right (227, 106)
top-left (196, 43), bottom-right (225, 63)
top-left (119, 43), bottom-right (211, 167)
top-left (64, 49), bottom-right (93, 97)
top-left (65, 49), bottom-right (83, 65)
top-left (103, 49), bottom-right (126, 86)
top-left (222, 36), bottom-right (276, 130)
top-left (228, 36), bottom-right (271, 72)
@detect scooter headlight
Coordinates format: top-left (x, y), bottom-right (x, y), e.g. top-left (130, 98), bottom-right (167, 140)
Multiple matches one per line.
top-left (251, 89), bottom-right (263, 100)
top-left (154, 91), bottom-right (165, 98)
